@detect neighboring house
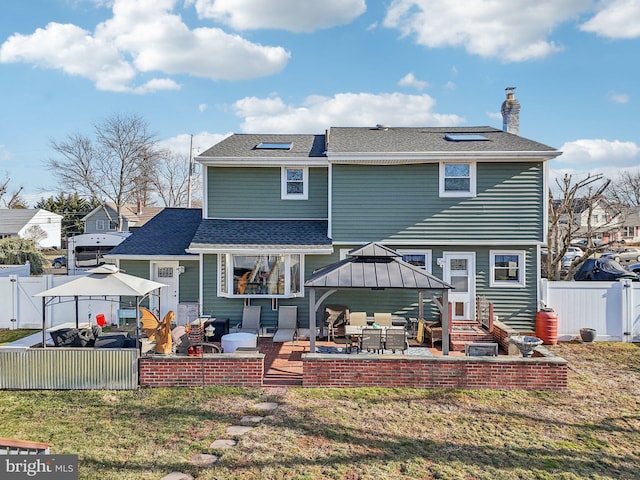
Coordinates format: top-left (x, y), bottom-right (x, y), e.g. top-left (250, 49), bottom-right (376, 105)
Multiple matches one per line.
top-left (105, 208), bottom-right (202, 318)
top-left (82, 202), bottom-right (164, 234)
top-left (0, 209), bottom-right (63, 248)
top-left (609, 206), bottom-right (640, 244)
top-left (107, 92), bottom-right (561, 332)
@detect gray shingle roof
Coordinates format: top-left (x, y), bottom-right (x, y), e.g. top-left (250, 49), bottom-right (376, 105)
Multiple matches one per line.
top-left (305, 242), bottom-right (453, 290)
top-left (189, 219), bottom-right (331, 251)
top-left (327, 126), bottom-right (557, 153)
top-left (107, 208), bottom-right (202, 257)
top-left (0, 209), bottom-right (62, 235)
top-left (197, 127), bottom-right (558, 161)
top-left (199, 134), bottom-right (326, 158)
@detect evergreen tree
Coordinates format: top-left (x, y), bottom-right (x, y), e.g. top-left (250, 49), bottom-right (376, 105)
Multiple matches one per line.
top-left (35, 193), bottom-right (102, 239)
top-left (0, 238), bottom-right (45, 275)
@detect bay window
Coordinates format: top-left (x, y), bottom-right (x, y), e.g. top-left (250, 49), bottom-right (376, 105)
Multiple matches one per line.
top-left (219, 253), bottom-right (303, 297)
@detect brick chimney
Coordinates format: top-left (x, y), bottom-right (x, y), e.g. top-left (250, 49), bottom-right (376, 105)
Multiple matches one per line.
top-left (501, 87), bottom-right (520, 135)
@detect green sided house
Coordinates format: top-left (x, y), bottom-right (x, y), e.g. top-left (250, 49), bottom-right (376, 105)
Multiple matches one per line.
top-left (187, 122), bottom-right (560, 334)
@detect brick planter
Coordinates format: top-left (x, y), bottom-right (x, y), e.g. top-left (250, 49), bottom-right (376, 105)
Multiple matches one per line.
top-left (139, 353), bottom-right (264, 388)
top-left (302, 352), bottom-right (567, 391)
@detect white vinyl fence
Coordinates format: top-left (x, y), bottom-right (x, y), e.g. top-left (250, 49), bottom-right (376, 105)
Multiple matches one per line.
top-left (540, 278), bottom-right (640, 342)
top-left (0, 275), bottom-right (121, 330)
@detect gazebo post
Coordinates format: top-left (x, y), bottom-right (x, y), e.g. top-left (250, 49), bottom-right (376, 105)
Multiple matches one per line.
top-left (309, 288), bottom-right (316, 353)
top-left (75, 295), bottom-right (79, 329)
top-left (41, 297), bottom-right (46, 349)
top-left (441, 289), bottom-right (450, 355)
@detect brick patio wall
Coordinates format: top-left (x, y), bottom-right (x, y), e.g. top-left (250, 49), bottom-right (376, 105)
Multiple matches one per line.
top-left (139, 354), bottom-right (264, 388)
top-left (302, 354), bottom-right (568, 391)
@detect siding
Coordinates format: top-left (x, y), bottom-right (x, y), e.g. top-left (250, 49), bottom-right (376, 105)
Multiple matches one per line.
top-left (207, 166), bottom-right (328, 218)
top-left (331, 162), bottom-right (543, 242)
top-left (119, 260), bottom-right (150, 307)
top-left (178, 260), bottom-right (199, 303)
top-left (201, 254), bottom-right (330, 330)
top-left (306, 246), bottom-right (538, 331)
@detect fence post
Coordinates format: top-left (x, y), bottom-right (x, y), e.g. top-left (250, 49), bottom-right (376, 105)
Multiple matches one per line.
top-left (621, 279), bottom-right (633, 343)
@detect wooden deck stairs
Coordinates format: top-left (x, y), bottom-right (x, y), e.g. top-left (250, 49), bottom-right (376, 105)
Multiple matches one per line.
top-left (449, 321), bottom-right (495, 352)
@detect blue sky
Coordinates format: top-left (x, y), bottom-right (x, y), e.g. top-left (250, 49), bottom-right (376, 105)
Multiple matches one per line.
top-left (1, 0), bottom-right (639, 205)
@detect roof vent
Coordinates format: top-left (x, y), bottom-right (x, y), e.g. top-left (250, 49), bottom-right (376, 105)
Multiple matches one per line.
top-left (375, 124), bottom-right (389, 130)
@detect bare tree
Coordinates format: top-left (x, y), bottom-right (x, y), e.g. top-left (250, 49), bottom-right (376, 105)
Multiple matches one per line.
top-left (48, 114), bottom-right (161, 230)
top-left (150, 151), bottom-right (197, 207)
top-left (606, 170), bottom-right (640, 207)
top-left (0, 174), bottom-right (26, 208)
top-left (547, 173), bottom-right (619, 280)
top-left (23, 225), bottom-right (47, 245)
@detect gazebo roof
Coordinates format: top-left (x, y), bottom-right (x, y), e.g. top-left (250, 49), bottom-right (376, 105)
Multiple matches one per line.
top-left (304, 242), bottom-right (453, 290)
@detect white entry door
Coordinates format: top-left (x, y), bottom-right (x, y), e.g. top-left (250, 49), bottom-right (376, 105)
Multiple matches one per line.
top-left (150, 262), bottom-right (179, 319)
top-left (443, 252), bottom-right (476, 321)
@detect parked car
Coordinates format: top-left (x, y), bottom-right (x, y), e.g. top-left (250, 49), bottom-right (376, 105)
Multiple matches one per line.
top-left (52, 256), bottom-right (67, 268)
top-left (627, 262), bottom-right (640, 274)
top-left (574, 258), bottom-right (639, 281)
top-left (600, 247), bottom-right (640, 263)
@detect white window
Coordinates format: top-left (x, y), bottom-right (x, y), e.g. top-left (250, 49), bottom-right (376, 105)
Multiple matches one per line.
top-left (439, 162), bottom-right (476, 197)
top-left (96, 219), bottom-right (105, 231)
top-left (281, 167), bottom-right (308, 200)
top-left (490, 250), bottom-right (525, 288)
top-left (156, 267), bottom-right (174, 278)
top-left (397, 249), bottom-right (432, 273)
top-left (219, 253), bottom-right (303, 298)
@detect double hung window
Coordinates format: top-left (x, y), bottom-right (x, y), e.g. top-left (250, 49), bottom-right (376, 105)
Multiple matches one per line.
top-left (490, 250), bottom-right (525, 288)
top-left (439, 162), bottom-right (476, 197)
top-left (281, 167), bottom-right (308, 200)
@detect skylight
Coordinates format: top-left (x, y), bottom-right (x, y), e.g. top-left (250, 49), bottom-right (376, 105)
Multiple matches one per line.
top-left (444, 134), bottom-right (489, 142)
top-left (256, 142), bottom-right (292, 150)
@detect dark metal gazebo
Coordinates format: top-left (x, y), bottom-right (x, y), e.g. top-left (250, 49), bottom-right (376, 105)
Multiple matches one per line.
top-left (304, 243), bottom-right (454, 354)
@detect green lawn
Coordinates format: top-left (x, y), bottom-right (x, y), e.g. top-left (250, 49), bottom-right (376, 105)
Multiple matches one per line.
top-left (0, 329), bottom-right (39, 344)
top-left (1, 342), bottom-right (639, 479)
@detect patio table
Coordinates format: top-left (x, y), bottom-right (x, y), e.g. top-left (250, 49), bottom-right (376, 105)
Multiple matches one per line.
top-left (344, 325), bottom-right (404, 353)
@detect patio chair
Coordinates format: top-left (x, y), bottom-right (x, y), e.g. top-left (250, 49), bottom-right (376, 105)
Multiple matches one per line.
top-left (360, 328), bottom-right (383, 353)
top-left (324, 304), bottom-right (349, 342)
top-left (348, 311), bottom-right (368, 327)
top-left (384, 329), bottom-right (408, 354)
top-left (233, 305), bottom-right (261, 335)
top-left (273, 306), bottom-right (298, 343)
top-left (138, 307), bottom-right (160, 341)
top-left (373, 312), bottom-right (393, 327)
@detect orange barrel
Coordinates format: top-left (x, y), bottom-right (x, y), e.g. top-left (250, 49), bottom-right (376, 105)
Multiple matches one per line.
top-left (535, 308), bottom-right (558, 345)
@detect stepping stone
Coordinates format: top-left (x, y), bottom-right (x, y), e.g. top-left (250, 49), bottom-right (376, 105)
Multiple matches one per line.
top-left (160, 473), bottom-right (193, 480)
top-left (253, 402), bottom-right (279, 412)
top-left (188, 453), bottom-right (219, 468)
top-left (226, 425), bottom-right (254, 436)
top-left (240, 415), bottom-right (264, 424)
top-left (210, 439), bottom-right (237, 449)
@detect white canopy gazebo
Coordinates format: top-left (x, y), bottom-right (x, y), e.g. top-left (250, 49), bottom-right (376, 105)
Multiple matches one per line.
top-left (34, 264), bottom-right (166, 347)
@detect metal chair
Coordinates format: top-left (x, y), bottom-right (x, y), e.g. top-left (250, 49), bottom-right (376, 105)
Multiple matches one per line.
top-left (384, 329), bottom-right (408, 354)
top-left (273, 306), bottom-right (298, 343)
top-left (233, 305), bottom-right (261, 335)
top-left (360, 328), bottom-right (383, 353)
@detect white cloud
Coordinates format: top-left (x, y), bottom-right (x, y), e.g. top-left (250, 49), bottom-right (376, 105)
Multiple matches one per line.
top-left (158, 131), bottom-right (231, 157)
top-left (398, 72), bottom-right (429, 90)
top-left (556, 139), bottom-right (640, 167)
top-left (608, 92), bottom-right (631, 104)
top-left (0, 0), bottom-right (290, 92)
top-left (198, 103), bottom-right (208, 112)
top-left (580, 0), bottom-right (640, 39)
top-left (486, 111), bottom-right (502, 121)
top-left (231, 92), bottom-right (465, 133)
top-left (189, 0), bottom-right (366, 32)
top-left (383, 0), bottom-right (591, 61)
